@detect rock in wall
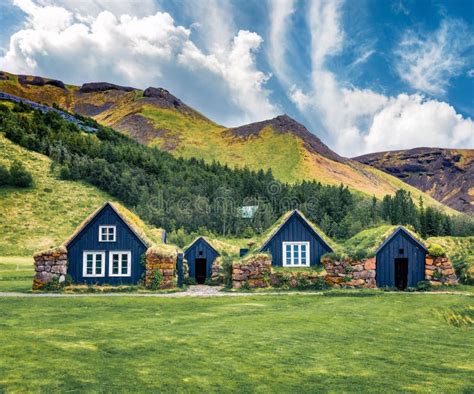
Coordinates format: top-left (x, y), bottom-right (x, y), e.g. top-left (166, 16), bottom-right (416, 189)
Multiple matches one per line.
top-left (425, 256), bottom-right (458, 286)
top-left (33, 246), bottom-right (68, 290)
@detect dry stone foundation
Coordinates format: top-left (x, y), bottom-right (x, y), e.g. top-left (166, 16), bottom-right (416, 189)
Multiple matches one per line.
top-left (425, 256), bottom-right (458, 286)
top-left (232, 254), bottom-right (272, 288)
top-left (322, 257), bottom-right (377, 288)
top-left (209, 257), bottom-right (225, 285)
top-left (145, 247), bottom-right (178, 289)
top-left (33, 246), bottom-right (68, 290)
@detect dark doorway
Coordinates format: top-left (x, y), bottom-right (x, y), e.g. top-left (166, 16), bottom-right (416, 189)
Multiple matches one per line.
top-left (195, 258), bottom-right (207, 284)
top-left (394, 258), bottom-right (408, 290)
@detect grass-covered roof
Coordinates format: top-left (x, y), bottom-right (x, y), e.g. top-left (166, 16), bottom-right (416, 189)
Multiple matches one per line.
top-left (248, 210), bottom-right (338, 254)
top-left (341, 224), bottom-right (426, 259)
top-left (63, 201), bottom-right (169, 249)
top-left (184, 236), bottom-right (242, 257)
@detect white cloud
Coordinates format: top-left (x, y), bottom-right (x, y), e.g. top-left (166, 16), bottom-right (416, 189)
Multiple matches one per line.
top-left (365, 94), bottom-right (474, 152)
top-left (395, 19), bottom-right (473, 95)
top-left (268, 0), bottom-right (296, 86)
top-left (0, 0), bottom-right (277, 126)
top-left (274, 0), bottom-right (474, 155)
top-left (180, 0), bottom-right (236, 55)
top-left (35, 0), bottom-right (158, 19)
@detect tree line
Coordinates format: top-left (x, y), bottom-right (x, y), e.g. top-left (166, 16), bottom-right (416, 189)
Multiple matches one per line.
top-left (0, 102), bottom-right (472, 241)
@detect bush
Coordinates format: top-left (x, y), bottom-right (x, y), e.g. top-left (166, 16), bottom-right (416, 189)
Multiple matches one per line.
top-left (428, 243), bottom-right (446, 258)
top-left (0, 163), bottom-right (10, 186)
top-left (222, 257), bottom-right (234, 288)
top-left (311, 277), bottom-right (329, 290)
top-left (185, 277), bottom-right (197, 285)
top-left (9, 160), bottom-right (33, 187)
top-left (148, 268), bottom-right (163, 290)
top-left (416, 280), bottom-right (432, 292)
top-left (42, 277), bottom-right (63, 291)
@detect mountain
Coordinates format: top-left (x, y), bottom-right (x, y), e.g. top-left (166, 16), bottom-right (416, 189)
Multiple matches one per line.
top-left (354, 148), bottom-right (474, 215)
top-left (0, 70), bottom-right (457, 213)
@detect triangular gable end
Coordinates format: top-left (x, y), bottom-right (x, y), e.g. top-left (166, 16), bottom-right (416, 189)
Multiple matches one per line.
top-left (259, 210), bottom-right (333, 252)
top-left (64, 202), bottom-right (149, 249)
top-left (375, 226), bottom-right (427, 255)
top-left (184, 236), bottom-right (221, 256)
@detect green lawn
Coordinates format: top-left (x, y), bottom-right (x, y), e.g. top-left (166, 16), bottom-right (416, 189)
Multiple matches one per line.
top-left (0, 256), bottom-right (33, 292)
top-left (0, 294), bottom-right (472, 392)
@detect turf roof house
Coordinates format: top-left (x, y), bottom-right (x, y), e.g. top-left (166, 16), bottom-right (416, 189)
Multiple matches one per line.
top-left (257, 210), bottom-right (334, 267)
top-left (64, 202), bottom-right (166, 285)
top-left (375, 226), bottom-right (427, 289)
top-left (184, 237), bottom-right (220, 284)
top-left (183, 236), bottom-right (241, 284)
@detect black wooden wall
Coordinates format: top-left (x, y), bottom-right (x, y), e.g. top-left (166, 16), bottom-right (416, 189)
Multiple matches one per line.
top-left (260, 213), bottom-right (332, 267)
top-left (376, 230), bottom-right (426, 287)
top-left (67, 204), bottom-right (147, 285)
top-left (184, 238), bottom-right (219, 280)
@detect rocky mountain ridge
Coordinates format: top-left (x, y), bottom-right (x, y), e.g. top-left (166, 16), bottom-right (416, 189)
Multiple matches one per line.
top-left (355, 148), bottom-right (473, 215)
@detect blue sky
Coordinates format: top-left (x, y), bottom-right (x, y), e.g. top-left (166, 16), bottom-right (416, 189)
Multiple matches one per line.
top-left (0, 0), bottom-right (472, 155)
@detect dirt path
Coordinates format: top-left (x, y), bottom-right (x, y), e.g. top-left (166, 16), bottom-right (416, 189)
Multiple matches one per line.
top-left (0, 286), bottom-right (471, 298)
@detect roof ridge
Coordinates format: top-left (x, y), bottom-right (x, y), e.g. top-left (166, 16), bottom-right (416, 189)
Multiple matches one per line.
top-left (63, 201), bottom-right (150, 248)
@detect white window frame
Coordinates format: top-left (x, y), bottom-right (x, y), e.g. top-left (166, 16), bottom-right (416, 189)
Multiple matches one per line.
top-left (83, 251), bottom-right (106, 277)
top-left (282, 242), bottom-right (310, 267)
top-left (99, 225), bottom-right (116, 242)
top-left (109, 251), bottom-right (132, 277)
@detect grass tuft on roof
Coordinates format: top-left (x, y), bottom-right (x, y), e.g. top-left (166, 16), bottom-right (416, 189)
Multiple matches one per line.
top-left (341, 224), bottom-right (425, 259)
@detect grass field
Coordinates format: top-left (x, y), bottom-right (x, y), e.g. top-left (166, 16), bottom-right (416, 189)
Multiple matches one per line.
top-left (0, 294), bottom-right (472, 392)
top-left (0, 256), bottom-right (33, 292)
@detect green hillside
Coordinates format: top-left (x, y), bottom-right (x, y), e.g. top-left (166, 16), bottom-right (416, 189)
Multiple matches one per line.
top-left (0, 134), bottom-right (112, 255)
top-left (0, 71), bottom-right (457, 214)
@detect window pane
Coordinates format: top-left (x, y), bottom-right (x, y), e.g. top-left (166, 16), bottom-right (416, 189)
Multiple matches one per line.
top-left (301, 244), bottom-right (307, 259)
top-left (293, 247), bottom-right (299, 263)
top-left (122, 254), bottom-right (128, 275)
top-left (86, 254), bottom-right (93, 275)
top-left (113, 255), bottom-right (119, 274)
top-left (95, 254), bottom-right (102, 274)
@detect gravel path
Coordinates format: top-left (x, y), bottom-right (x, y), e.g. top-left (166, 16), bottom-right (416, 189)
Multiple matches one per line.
top-left (0, 286), bottom-right (470, 298)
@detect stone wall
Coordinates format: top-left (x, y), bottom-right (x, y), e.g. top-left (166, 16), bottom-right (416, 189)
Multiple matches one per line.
top-left (33, 246), bottom-right (68, 290)
top-left (425, 255), bottom-right (458, 286)
top-left (322, 257), bottom-right (376, 288)
top-left (209, 257), bottom-right (225, 285)
top-left (145, 247), bottom-right (178, 289)
top-left (232, 254), bottom-right (272, 289)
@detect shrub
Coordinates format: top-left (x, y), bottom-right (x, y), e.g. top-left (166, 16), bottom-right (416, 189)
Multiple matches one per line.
top-left (296, 274), bottom-right (311, 290)
top-left (432, 270), bottom-right (442, 280)
top-left (222, 257), bottom-right (233, 288)
top-left (148, 268), bottom-right (163, 290)
top-left (311, 277), bottom-right (329, 290)
top-left (416, 280), bottom-right (432, 292)
top-left (42, 277), bottom-right (63, 291)
top-left (9, 160), bottom-right (33, 187)
top-left (0, 163), bottom-right (10, 186)
top-left (351, 249), bottom-right (369, 260)
top-left (428, 243), bottom-right (446, 258)
top-left (185, 277), bottom-right (197, 286)
top-left (344, 265), bottom-right (354, 274)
